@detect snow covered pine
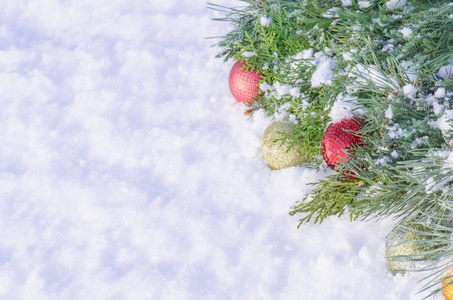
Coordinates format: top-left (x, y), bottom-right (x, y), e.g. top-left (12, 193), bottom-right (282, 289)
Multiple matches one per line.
top-left (321, 117), bottom-right (364, 178)
top-left (211, 0), bottom-right (453, 298)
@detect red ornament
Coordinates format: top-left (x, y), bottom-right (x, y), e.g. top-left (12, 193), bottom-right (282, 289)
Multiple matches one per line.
top-left (322, 117), bottom-right (365, 177)
top-left (229, 60), bottom-right (263, 103)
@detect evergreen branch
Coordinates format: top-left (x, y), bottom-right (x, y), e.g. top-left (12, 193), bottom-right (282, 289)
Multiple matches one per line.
top-left (211, 1), bottom-right (453, 296)
top-left (289, 175), bottom-right (366, 226)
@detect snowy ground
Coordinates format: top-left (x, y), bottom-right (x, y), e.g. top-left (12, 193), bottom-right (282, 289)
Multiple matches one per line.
top-left (0, 1), bottom-right (444, 299)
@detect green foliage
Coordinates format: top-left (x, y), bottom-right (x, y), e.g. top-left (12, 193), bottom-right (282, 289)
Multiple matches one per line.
top-left (211, 0), bottom-right (453, 297)
top-left (289, 175), bottom-right (366, 225)
top-left (290, 102), bottom-right (327, 165)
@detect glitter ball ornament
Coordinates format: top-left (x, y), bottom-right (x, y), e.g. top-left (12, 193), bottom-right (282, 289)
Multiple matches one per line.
top-left (385, 222), bottom-right (432, 273)
top-left (442, 272), bottom-right (453, 300)
top-left (229, 60), bottom-right (263, 103)
top-left (260, 121), bottom-right (305, 170)
top-left (321, 117), bottom-right (364, 177)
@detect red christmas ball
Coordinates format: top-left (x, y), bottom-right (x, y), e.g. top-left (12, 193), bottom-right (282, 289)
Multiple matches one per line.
top-left (322, 117), bottom-right (365, 177)
top-left (229, 60), bottom-right (263, 103)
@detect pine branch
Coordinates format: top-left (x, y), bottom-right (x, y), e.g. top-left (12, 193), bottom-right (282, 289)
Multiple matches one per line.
top-left (289, 175), bottom-right (367, 226)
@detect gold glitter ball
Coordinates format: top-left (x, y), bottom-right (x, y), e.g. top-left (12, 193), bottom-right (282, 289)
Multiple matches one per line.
top-left (385, 222), bottom-right (432, 274)
top-left (442, 272), bottom-right (453, 300)
top-left (260, 121), bottom-right (305, 170)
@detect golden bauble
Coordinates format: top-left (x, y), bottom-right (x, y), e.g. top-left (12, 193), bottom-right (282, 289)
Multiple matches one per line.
top-left (260, 121), bottom-right (304, 170)
top-left (385, 222), bottom-right (433, 274)
top-left (442, 272), bottom-right (453, 300)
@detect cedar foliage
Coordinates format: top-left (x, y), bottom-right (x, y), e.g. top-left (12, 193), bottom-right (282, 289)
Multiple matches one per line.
top-left (209, 0), bottom-right (453, 297)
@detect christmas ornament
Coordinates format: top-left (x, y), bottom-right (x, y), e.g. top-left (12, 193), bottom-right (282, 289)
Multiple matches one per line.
top-left (321, 117), bottom-right (364, 177)
top-left (260, 121), bottom-right (304, 170)
top-left (442, 272), bottom-right (453, 300)
top-left (385, 222), bottom-right (432, 273)
top-left (229, 60), bottom-right (263, 103)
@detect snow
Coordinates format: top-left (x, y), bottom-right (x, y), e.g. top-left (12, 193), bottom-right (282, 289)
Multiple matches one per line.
top-left (399, 27), bottom-right (413, 38)
top-left (260, 16), bottom-right (272, 26)
top-left (385, 106), bottom-right (394, 119)
top-left (402, 83), bottom-right (417, 99)
top-left (341, 0), bottom-right (353, 6)
top-left (435, 88), bottom-right (446, 98)
top-left (0, 1), bottom-right (444, 299)
top-left (391, 150), bottom-right (399, 158)
top-left (289, 87), bottom-right (301, 97)
top-left (446, 152), bottom-right (453, 168)
top-left (385, 0), bottom-right (408, 10)
top-left (322, 8), bottom-right (340, 18)
top-left (342, 52), bottom-right (353, 61)
top-left (435, 109), bottom-right (453, 136)
top-left (274, 81), bottom-right (293, 97)
top-left (411, 137), bottom-right (427, 149)
top-left (382, 39), bottom-right (396, 52)
top-left (387, 123), bottom-right (405, 139)
top-left (311, 52), bottom-right (334, 87)
top-left (295, 48), bottom-right (313, 60)
top-left (243, 51), bottom-right (255, 57)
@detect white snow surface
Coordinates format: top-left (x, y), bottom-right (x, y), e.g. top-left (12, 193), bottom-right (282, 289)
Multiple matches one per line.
top-left (438, 65), bottom-right (453, 80)
top-left (0, 1), bottom-right (443, 299)
top-left (402, 83), bottom-right (417, 99)
top-left (260, 16), bottom-right (272, 26)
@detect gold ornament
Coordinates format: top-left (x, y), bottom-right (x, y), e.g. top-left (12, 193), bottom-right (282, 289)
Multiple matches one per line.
top-left (385, 222), bottom-right (433, 274)
top-left (260, 121), bottom-right (304, 170)
top-left (442, 272), bottom-right (453, 300)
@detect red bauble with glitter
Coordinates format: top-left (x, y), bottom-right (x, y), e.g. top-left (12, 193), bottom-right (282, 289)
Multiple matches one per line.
top-left (229, 60), bottom-right (263, 103)
top-left (322, 117), bottom-right (365, 177)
